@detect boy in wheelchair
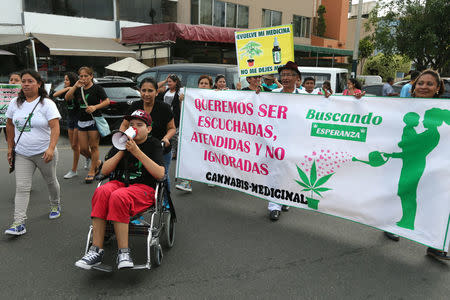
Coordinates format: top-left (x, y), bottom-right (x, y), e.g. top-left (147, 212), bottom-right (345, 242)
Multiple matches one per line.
top-left (75, 109), bottom-right (164, 270)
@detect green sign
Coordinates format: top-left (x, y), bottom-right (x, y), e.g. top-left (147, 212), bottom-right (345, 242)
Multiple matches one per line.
top-left (311, 122), bottom-right (367, 142)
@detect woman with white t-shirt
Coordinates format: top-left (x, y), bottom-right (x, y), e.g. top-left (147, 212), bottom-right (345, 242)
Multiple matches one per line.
top-left (157, 74), bottom-right (184, 159)
top-left (5, 69), bottom-right (61, 236)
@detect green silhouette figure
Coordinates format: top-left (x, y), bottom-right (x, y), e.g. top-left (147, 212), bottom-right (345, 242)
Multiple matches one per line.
top-left (353, 108), bottom-right (450, 230)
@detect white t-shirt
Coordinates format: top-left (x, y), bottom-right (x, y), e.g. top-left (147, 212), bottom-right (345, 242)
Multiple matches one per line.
top-left (164, 89), bottom-right (183, 106)
top-left (272, 87), bottom-right (303, 94)
top-left (6, 96), bottom-right (61, 157)
top-left (299, 88), bottom-right (321, 95)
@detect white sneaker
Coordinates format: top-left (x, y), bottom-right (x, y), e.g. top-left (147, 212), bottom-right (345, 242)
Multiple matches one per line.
top-left (63, 170), bottom-right (78, 179)
top-left (117, 248), bottom-right (134, 269)
top-left (84, 158), bottom-right (91, 170)
top-left (175, 180), bottom-right (192, 192)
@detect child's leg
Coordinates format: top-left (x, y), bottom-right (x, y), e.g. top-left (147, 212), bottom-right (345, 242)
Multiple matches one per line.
top-left (113, 222), bottom-right (129, 249)
top-left (107, 184), bottom-right (156, 248)
top-left (92, 218), bottom-right (107, 248)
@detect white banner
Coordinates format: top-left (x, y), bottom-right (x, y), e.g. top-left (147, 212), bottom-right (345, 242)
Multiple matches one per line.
top-left (176, 88), bottom-right (450, 251)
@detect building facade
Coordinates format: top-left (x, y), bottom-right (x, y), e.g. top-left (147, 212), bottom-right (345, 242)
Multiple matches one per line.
top-left (0, 0), bottom-right (352, 82)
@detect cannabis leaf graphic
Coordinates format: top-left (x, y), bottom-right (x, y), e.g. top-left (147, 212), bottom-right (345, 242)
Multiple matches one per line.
top-left (239, 41), bottom-right (263, 60)
top-left (295, 160), bottom-right (334, 209)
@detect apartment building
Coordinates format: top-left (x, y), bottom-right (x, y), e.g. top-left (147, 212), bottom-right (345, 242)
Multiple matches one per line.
top-left (0, 0), bottom-right (352, 81)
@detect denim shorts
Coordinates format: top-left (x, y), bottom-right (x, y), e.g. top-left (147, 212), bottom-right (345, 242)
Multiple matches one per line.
top-left (67, 115), bottom-right (79, 130)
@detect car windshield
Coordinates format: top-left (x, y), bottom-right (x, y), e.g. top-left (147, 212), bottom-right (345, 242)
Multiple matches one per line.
top-left (301, 73), bottom-right (331, 89)
top-left (103, 86), bottom-right (140, 99)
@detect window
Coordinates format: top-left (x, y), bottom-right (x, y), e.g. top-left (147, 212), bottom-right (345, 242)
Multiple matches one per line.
top-left (226, 3), bottom-right (236, 28)
top-left (24, 0), bottom-right (114, 21)
top-left (192, 0), bottom-right (248, 28)
top-left (213, 1), bottom-right (225, 27)
top-left (119, 0), bottom-right (177, 24)
top-left (293, 15), bottom-right (311, 38)
top-left (200, 0), bottom-right (213, 25)
top-left (262, 9), bottom-right (282, 27)
top-left (237, 5), bottom-right (249, 28)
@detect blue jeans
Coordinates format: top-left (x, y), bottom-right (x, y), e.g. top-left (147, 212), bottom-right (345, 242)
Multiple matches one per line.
top-left (163, 151), bottom-right (171, 206)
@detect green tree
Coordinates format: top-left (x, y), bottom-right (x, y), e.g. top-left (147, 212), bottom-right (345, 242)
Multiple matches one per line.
top-left (367, 0), bottom-right (450, 73)
top-left (316, 5), bottom-right (326, 37)
top-left (358, 36), bottom-right (375, 74)
top-left (363, 53), bottom-right (411, 80)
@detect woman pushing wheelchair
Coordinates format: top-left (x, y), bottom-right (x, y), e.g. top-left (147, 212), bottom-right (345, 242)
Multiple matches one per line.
top-left (75, 109), bottom-right (164, 270)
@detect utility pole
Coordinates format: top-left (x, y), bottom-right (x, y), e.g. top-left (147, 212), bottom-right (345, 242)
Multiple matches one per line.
top-left (351, 0), bottom-right (363, 78)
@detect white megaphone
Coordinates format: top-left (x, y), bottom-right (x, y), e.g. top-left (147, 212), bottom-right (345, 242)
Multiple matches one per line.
top-left (111, 127), bottom-right (137, 150)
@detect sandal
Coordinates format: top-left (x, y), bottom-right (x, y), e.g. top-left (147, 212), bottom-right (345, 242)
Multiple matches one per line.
top-left (85, 175), bottom-right (95, 184)
top-left (95, 161), bottom-right (103, 176)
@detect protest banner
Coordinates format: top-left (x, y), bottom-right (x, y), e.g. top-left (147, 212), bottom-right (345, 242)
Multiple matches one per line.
top-left (176, 88), bottom-right (450, 251)
top-left (235, 25), bottom-right (294, 77)
top-left (0, 84), bottom-right (21, 127)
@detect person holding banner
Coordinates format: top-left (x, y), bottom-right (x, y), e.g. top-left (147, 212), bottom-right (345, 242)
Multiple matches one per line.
top-left (241, 76), bottom-right (272, 92)
top-left (176, 75), bottom-right (213, 192)
top-left (375, 69), bottom-right (449, 260)
top-left (4, 69), bottom-right (61, 235)
top-left (52, 72), bottom-right (80, 179)
top-left (266, 61), bottom-right (304, 220)
top-left (65, 67), bottom-right (110, 184)
top-left (300, 77), bottom-right (321, 95)
top-left (343, 78), bottom-right (362, 96)
top-left (214, 74), bottom-right (228, 90)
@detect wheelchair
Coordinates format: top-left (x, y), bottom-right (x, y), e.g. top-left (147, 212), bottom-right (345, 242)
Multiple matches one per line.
top-left (82, 169), bottom-right (176, 272)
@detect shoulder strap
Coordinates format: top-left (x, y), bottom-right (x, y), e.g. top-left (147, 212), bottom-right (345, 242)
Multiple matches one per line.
top-left (14, 98), bottom-right (41, 149)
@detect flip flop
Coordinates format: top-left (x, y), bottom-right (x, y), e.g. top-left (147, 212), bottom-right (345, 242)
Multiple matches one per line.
top-left (95, 161), bottom-right (103, 176)
top-left (85, 175), bottom-right (95, 184)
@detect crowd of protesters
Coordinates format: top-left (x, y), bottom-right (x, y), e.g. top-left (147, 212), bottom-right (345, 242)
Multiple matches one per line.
top-left (2, 63), bottom-right (449, 264)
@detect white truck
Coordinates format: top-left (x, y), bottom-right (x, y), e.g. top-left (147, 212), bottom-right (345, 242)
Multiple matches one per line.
top-left (298, 67), bottom-right (349, 94)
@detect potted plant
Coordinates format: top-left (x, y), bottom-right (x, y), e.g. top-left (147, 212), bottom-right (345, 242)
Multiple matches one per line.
top-left (295, 160), bottom-right (334, 209)
top-left (239, 41), bottom-right (263, 67)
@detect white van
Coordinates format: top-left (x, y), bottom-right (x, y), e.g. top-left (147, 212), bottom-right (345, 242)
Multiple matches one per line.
top-left (298, 67), bottom-right (349, 93)
top-left (357, 75), bottom-right (382, 86)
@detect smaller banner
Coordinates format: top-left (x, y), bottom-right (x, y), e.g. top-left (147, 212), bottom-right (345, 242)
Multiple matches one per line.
top-left (0, 84), bottom-right (21, 127)
top-left (235, 24), bottom-right (294, 77)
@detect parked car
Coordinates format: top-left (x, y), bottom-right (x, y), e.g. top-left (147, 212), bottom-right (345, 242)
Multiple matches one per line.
top-left (136, 63), bottom-right (240, 89)
top-left (51, 76), bottom-right (141, 133)
top-left (362, 84), bottom-right (402, 97)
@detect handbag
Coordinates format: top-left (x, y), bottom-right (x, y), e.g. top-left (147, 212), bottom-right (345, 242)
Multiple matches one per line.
top-left (9, 99), bottom-right (41, 173)
top-left (80, 87), bottom-right (111, 137)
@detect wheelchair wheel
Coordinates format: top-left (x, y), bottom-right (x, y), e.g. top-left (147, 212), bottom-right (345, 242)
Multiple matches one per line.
top-left (160, 211), bottom-right (175, 249)
top-left (150, 245), bottom-right (162, 268)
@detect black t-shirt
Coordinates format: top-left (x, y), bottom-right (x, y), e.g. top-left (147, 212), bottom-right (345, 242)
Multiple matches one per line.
top-left (61, 91), bottom-right (80, 118)
top-left (74, 84), bottom-right (108, 121)
top-left (127, 100), bottom-right (174, 153)
top-left (106, 136), bottom-right (164, 188)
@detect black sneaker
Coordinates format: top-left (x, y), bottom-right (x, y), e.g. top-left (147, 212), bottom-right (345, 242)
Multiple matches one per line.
top-left (117, 248), bottom-right (134, 269)
top-left (384, 231), bottom-right (400, 241)
top-left (75, 246), bottom-right (104, 270)
top-left (427, 247), bottom-right (450, 260)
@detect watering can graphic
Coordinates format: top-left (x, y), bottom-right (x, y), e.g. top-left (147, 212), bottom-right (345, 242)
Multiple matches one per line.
top-left (352, 151), bottom-right (390, 167)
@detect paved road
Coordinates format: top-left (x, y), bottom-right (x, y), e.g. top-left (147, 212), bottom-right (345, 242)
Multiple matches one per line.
top-left (0, 136), bottom-right (448, 299)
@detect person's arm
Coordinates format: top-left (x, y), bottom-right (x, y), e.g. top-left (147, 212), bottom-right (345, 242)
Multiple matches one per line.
top-left (65, 80), bottom-right (83, 101)
top-left (53, 87), bottom-right (70, 98)
top-left (274, 78), bottom-right (282, 88)
top-left (6, 118), bottom-right (15, 166)
top-left (86, 98), bottom-right (110, 114)
top-left (42, 118), bottom-right (60, 163)
top-left (126, 139), bottom-right (164, 180)
top-left (162, 118), bottom-right (176, 147)
top-left (101, 150), bottom-right (125, 175)
top-left (119, 119), bottom-right (130, 132)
